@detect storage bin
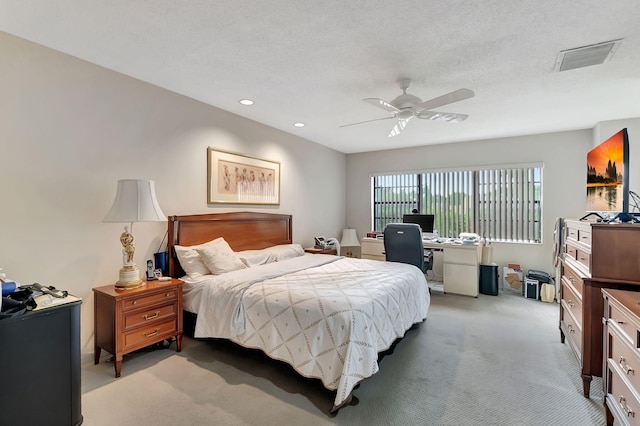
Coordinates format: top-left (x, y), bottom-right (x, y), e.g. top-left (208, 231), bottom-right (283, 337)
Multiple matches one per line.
top-left (479, 264), bottom-right (499, 295)
top-left (525, 278), bottom-right (539, 299)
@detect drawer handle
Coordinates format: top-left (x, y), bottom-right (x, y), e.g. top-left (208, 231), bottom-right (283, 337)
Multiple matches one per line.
top-left (143, 328), bottom-right (160, 338)
top-left (567, 300), bottom-right (574, 308)
top-left (143, 311), bottom-right (160, 320)
top-left (617, 320), bottom-right (625, 325)
top-left (619, 356), bottom-right (635, 375)
top-left (567, 324), bottom-right (574, 333)
top-left (619, 395), bottom-right (635, 417)
top-left (166, 292), bottom-right (171, 297)
top-left (133, 300), bottom-right (137, 305)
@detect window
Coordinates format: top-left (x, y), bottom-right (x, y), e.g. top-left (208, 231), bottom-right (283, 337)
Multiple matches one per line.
top-left (372, 165), bottom-right (542, 243)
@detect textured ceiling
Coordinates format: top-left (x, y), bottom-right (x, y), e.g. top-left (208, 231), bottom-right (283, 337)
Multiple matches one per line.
top-left (1, 0), bottom-right (640, 154)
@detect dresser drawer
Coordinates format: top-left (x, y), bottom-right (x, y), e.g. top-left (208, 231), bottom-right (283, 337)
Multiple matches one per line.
top-left (609, 302), bottom-right (639, 347)
top-left (443, 247), bottom-right (479, 265)
top-left (575, 247), bottom-right (591, 271)
top-left (565, 243), bottom-right (590, 271)
top-left (609, 326), bottom-right (640, 396)
top-left (123, 302), bottom-right (177, 331)
top-left (565, 221), bottom-right (591, 245)
top-left (566, 226), bottom-right (578, 242)
top-left (563, 308), bottom-right (582, 357)
top-left (562, 265), bottom-right (583, 296)
top-left (123, 318), bottom-right (178, 350)
top-left (122, 289), bottom-right (178, 311)
top-left (562, 281), bottom-right (583, 329)
top-left (577, 227), bottom-right (592, 246)
top-left (607, 359), bottom-right (640, 425)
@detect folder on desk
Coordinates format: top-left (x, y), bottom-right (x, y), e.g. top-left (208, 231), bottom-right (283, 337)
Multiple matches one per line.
top-left (33, 294), bottom-right (81, 311)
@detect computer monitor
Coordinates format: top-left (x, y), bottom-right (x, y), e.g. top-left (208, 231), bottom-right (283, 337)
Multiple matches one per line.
top-left (402, 214), bottom-right (435, 234)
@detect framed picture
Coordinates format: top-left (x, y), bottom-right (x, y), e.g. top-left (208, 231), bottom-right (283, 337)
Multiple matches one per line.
top-left (207, 147), bottom-right (280, 205)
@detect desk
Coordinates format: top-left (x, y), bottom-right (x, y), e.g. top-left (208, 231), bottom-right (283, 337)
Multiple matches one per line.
top-left (361, 237), bottom-right (481, 297)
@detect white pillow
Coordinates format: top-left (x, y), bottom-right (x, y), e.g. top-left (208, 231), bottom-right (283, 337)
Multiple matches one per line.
top-left (236, 250), bottom-right (278, 267)
top-left (264, 244), bottom-right (305, 261)
top-left (195, 238), bottom-right (247, 275)
top-left (174, 239), bottom-right (221, 279)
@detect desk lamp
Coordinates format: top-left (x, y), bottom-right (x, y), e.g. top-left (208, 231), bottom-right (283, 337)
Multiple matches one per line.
top-left (103, 179), bottom-right (166, 289)
top-left (340, 228), bottom-right (360, 257)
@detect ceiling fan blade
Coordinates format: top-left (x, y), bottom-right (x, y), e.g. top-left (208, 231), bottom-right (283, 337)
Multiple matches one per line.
top-left (413, 88), bottom-right (474, 112)
top-left (388, 117), bottom-right (413, 137)
top-left (363, 98), bottom-right (400, 113)
top-left (415, 110), bottom-right (469, 123)
top-left (339, 116), bottom-right (395, 128)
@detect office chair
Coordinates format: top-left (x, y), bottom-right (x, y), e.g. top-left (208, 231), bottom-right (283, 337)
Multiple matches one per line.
top-left (383, 223), bottom-right (433, 274)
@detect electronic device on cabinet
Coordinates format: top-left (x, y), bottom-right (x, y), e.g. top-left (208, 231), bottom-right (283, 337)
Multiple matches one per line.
top-left (314, 236), bottom-right (338, 250)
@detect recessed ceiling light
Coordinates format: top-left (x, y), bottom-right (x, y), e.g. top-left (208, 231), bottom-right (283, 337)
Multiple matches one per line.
top-left (239, 99), bottom-right (254, 106)
top-left (293, 122), bottom-right (305, 127)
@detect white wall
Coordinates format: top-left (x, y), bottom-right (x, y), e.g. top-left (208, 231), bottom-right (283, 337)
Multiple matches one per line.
top-left (0, 32), bottom-right (346, 355)
top-left (345, 130), bottom-right (595, 274)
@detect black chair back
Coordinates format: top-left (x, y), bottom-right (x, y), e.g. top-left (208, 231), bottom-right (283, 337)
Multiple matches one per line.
top-left (383, 223), bottom-right (425, 271)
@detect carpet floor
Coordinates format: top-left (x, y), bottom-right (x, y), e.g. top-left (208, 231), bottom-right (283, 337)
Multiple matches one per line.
top-left (82, 290), bottom-right (605, 425)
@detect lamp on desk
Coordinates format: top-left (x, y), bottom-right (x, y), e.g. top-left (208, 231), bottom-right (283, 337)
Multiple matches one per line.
top-left (340, 228), bottom-right (360, 258)
top-left (103, 179), bottom-right (166, 289)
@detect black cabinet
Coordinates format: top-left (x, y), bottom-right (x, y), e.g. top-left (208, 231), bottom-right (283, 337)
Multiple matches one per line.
top-left (0, 301), bottom-right (82, 425)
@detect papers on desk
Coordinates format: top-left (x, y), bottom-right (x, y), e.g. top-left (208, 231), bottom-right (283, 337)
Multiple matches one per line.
top-left (33, 294), bottom-right (81, 310)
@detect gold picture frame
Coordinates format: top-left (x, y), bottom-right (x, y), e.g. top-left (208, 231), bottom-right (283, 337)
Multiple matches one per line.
top-left (207, 147), bottom-right (280, 205)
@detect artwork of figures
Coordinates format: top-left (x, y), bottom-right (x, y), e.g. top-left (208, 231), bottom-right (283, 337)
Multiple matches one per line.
top-left (208, 148), bottom-right (280, 205)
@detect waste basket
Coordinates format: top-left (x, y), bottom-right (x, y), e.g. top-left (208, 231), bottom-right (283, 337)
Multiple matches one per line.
top-left (479, 263), bottom-right (499, 295)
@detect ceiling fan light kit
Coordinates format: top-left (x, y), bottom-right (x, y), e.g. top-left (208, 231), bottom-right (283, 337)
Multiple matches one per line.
top-left (342, 79), bottom-right (474, 137)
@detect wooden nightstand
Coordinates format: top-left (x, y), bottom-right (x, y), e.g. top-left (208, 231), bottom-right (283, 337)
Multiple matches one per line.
top-left (304, 247), bottom-right (337, 255)
top-left (93, 278), bottom-right (183, 377)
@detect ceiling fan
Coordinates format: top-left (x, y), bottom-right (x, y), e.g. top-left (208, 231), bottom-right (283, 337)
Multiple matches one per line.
top-left (341, 79), bottom-right (474, 137)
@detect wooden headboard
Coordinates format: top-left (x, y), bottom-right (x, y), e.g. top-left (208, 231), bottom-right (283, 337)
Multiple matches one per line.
top-left (167, 212), bottom-right (293, 278)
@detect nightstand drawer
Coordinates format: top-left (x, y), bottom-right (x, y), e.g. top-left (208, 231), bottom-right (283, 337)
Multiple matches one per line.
top-left (123, 318), bottom-right (178, 350)
top-left (124, 303), bottom-right (177, 331)
top-left (361, 239), bottom-right (384, 256)
top-left (123, 289), bottom-right (177, 311)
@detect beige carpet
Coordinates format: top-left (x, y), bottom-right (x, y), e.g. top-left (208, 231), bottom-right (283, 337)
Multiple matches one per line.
top-left (82, 290), bottom-right (605, 425)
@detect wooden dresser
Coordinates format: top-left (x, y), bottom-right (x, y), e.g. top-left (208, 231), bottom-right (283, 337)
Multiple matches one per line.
top-left (603, 289), bottom-right (640, 426)
top-left (560, 220), bottom-right (640, 398)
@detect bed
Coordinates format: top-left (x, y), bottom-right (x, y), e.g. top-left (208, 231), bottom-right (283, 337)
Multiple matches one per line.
top-left (167, 212), bottom-right (430, 412)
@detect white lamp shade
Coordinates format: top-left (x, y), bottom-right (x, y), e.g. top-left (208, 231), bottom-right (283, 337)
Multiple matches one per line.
top-left (340, 229), bottom-right (360, 247)
top-left (103, 179), bottom-right (166, 223)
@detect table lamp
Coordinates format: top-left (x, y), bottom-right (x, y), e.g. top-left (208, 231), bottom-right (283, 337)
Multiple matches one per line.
top-left (340, 228), bottom-right (360, 257)
top-left (103, 179), bottom-right (166, 289)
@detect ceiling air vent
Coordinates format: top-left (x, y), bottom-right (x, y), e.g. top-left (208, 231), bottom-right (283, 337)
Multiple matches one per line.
top-left (554, 39), bottom-right (622, 72)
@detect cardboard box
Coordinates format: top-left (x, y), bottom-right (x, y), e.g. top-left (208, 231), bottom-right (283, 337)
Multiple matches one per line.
top-left (503, 265), bottom-right (523, 293)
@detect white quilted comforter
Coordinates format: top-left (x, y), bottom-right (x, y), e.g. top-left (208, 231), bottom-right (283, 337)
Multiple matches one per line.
top-left (183, 254), bottom-right (430, 410)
